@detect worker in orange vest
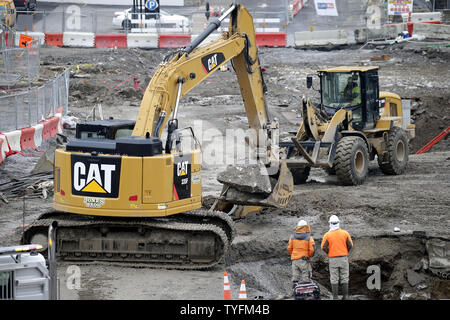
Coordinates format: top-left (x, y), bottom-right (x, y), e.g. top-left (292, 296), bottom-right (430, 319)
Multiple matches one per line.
top-left (287, 220), bottom-right (316, 288)
top-left (321, 215), bottom-right (353, 300)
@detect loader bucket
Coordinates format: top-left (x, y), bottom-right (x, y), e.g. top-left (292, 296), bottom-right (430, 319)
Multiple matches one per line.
top-left (216, 160), bottom-right (293, 208)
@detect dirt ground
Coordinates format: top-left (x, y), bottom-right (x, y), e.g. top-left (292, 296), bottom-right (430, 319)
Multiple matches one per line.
top-left (0, 42), bottom-right (449, 300)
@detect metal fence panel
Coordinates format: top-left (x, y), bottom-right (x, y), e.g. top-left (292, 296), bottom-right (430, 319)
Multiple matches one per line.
top-left (0, 270), bottom-right (14, 300)
top-left (0, 69), bottom-right (70, 132)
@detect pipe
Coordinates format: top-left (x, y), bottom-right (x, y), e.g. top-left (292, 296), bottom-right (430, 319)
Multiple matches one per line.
top-left (172, 79), bottom-right (184, 120)
top-left (48, 221), bottom-right (58, 300)
top-left (184, 4), bottom-right (236, 55)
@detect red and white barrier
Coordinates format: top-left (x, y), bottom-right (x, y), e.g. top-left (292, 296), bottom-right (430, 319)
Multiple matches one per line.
top-left (63, 32), bottom-right (95, 48)
top-left (4, 130), bottom-right (22, 154)
top-left (33, 123), bottom-right (44, 148)
top-left (18, 31), bottom-right (289, 49)
top-left (126, 33), bottom-right (159, 48)
top-left (45, 33), bottom-right (64, 47)
top-left (20, 127), bottom-right (36, 150)
top-left (256, 33), bottom-right (287, 47)
top-left (95, 34), bottom-right (127, 48)
top-left (159, 34), bottom-right (191, 48)
top-left (55, 108), bottom-right (64, 134)
top-left (0, 115), bottom-right (64, 164)
top-left (0, 135), bottom-right (7, 164)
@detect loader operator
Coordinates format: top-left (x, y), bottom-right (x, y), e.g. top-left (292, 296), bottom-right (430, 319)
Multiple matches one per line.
top-left (342, 76), bottom-right (361, 106)
top-left (321, 215), bottom-right (353, 300)
top-left (287, 220), bottom-right (316, 287)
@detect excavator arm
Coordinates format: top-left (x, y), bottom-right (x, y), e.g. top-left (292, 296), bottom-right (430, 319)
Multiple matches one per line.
top-left (132, 4), bottom-right (274, 161)
top-left (131, 4), bottom-right (292, 209)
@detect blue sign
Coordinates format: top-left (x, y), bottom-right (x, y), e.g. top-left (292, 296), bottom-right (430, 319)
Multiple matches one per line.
top-left (145, 0), bottom-right (159, 11)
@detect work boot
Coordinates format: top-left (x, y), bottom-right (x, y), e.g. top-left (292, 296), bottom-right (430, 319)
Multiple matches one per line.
top-left (342, 283), bottom-right (349, 300)
top-left (331, 284), bottom-right (339, 300)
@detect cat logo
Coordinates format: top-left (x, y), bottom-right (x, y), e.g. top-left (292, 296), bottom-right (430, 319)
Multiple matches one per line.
top-left (173, 154), bottom-right (191, 200)
top-left (71, 154), bottom-right (121, 198)
top-left (208, 54), bottom-right (218, 71)
top-left (201, 52), bottom-right (225, 74)
top-left (177, 161), bottom-right (188, 177)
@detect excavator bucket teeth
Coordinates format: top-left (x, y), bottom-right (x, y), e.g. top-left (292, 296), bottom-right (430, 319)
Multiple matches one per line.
top-left (217, 160), bottom-right (293, 208)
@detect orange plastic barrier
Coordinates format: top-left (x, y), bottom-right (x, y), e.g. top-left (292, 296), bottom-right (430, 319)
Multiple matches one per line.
top-left (255, 33), bottom-right (287, 47)
top-left (41, 120), bottom-right (52, 141)
top-left (95, 34), bottom-right (127, 48)
top-left (45, 33), bottom-right (64, 47)
top-left (159, 34), bottom-right (191, 48)
top-left (48, 117), bottom-right (60, 137)
top-left (20, 127), bottom-right (36, 150)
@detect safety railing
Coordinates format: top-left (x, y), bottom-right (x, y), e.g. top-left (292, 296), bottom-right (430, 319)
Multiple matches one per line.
top-left (14, 9), bottom-right (192, 35)
top-left (0, 39), bottom-right (39, 86)
top-left (0, 69), bottom-right (69, 132)
top-left (0, 270), bottom-right (14, 300)
top-left (189, 10), bottom-right (288, 35)
top-left (12, 8), bottom-right (291, 36)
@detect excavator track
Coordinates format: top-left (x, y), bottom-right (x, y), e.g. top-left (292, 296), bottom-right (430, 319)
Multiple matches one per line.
top-left (22, 209), bottom-right (235, 270)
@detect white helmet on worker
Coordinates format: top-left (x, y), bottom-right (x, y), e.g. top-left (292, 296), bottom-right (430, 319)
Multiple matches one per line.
top-left (297, 220), bottom-right (308, 227)
top-left (329, 215), bottom-right (340, 223)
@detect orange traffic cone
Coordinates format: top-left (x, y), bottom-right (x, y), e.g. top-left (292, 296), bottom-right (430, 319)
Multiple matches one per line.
top-left (224, 271), bottom-right (232, 300)
top-left (239, 280), bottom-right (247, 300)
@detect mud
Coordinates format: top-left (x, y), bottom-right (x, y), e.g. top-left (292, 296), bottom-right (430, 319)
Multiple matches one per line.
top-left (0, 43), bottom-right (449, 300)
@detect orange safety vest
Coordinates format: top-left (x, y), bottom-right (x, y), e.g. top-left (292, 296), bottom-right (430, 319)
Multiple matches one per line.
top-left (321, 228), bottom-right (353, 258)
top-left (287, 225), bottom-right (315, 260)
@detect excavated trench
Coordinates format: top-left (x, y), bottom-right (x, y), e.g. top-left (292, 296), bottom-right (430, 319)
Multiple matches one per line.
top-left (225, 235), bottom-right (450, 300)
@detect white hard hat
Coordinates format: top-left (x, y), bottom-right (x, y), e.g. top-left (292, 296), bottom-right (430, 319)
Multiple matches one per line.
top-left (329, 215), bottom-right (340, 223)
top-left (297, 220), bottom-right (307, 227)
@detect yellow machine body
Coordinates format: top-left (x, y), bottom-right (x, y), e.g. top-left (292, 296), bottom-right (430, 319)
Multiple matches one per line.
top-left (0, 0), bottom-right (16, 27)
top-left (54, 148), bottom-right (202, 217)
top-left (290, 66), bottom-right (415, 185)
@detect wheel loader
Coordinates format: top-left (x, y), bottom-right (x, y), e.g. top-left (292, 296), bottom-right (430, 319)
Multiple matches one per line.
top-left (22, 3), bottom-right (293, 269)
top-left (284, 66), bottom-right (415, 185)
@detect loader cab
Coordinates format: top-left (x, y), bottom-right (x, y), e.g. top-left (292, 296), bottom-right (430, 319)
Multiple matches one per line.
top-left (0, 0), bottom-right (16, 27)
top-left (317, 66), bottom-right (380, 131)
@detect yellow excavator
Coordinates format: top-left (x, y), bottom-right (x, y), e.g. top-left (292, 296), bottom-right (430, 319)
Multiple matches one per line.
top-left (22, 4), bottom-right (293, 269)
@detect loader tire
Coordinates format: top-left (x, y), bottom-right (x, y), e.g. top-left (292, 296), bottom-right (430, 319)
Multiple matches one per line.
top-left (379, 127), bottom-right (409, 175)
top-left (290, 166), bottom-right (311, 185)
top-left (334, 136), bottom-right (369, 186)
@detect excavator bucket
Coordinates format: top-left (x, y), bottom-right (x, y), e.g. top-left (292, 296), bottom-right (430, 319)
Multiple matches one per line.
top-left (216, 160), bottom-right (293, 208)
